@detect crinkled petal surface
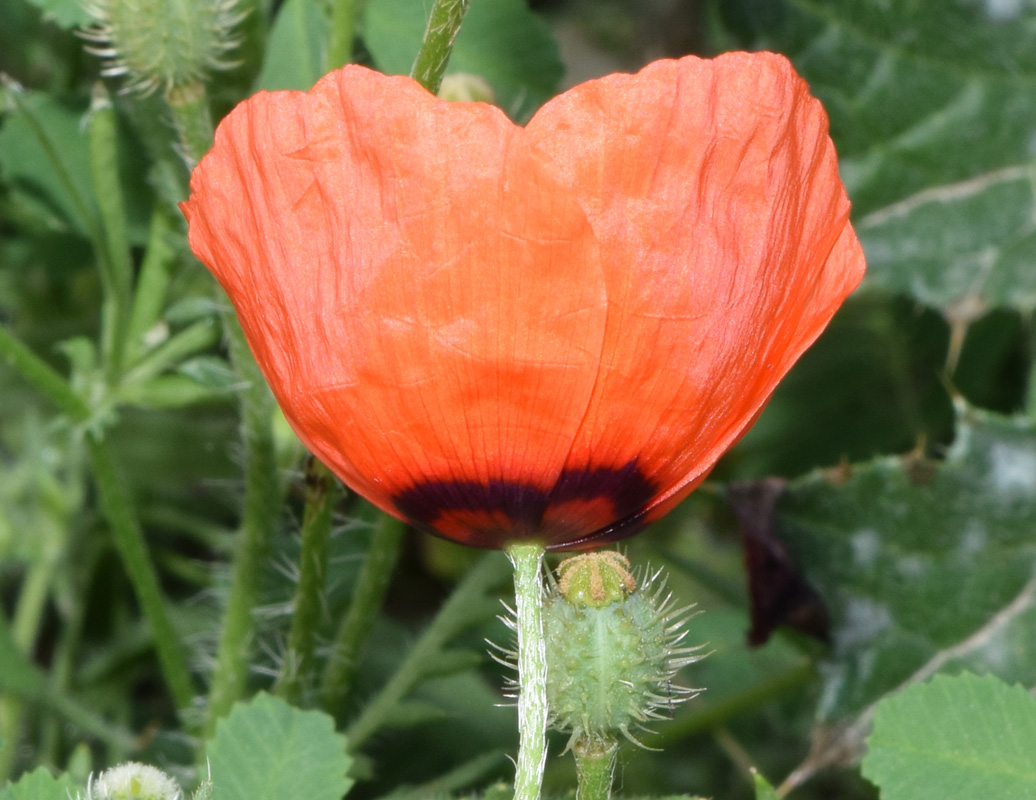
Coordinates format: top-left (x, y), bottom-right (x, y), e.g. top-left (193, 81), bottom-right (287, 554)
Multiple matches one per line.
top-left (525, 52), bottom-right (865, 545)
top-left (183, 52), bottom-right (865, 550)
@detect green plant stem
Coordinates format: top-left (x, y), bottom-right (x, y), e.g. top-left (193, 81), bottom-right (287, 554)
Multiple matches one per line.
top-left (0, 325), bottom-right (89, 423)
top-left (275, 460), bottom-right (337, 704)
top-left (87, 434), bottom-right (197, 715)
top-left (345, 553), bottom-right (509, 750)
top-left (204, 317), bottom-right (280, 735)
top-left (321, 512), bottom-right (405, 714)
top-left (89, 82), bottom-right (134, 380)
top-left (120, 317), bottom-right (220, 386)
top-left (409, 0), bottom-right (471, 94)
top-left (125, 206), bottom-right (177, 367)
top-left (573, 738), bottom-right (617, 800)
top-left (166, 81), bottom-right (215, 166)
top-left (0, 326), bottom-right (197, 724)
top-left (506, 541), bottom-right (548, 800)
top-left (326, 0), bottom-right (362, 70)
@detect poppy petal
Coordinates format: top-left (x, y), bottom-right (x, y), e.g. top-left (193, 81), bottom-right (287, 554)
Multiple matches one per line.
top-left (183, 66), bottom-right (610, 544)
top-left (526, 52), bottom-right (865, 545)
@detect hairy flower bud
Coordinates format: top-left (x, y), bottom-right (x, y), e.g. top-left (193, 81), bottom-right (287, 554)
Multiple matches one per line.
top-left (81, 0), bottom-right (242, 94)
top-left (82, 763), bottom-right (183, 800)
top-left (543, 552), bottom-right (704, 749)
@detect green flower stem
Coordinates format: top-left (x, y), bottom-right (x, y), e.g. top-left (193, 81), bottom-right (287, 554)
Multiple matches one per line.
top-left (4, 558), bottom-right (59, 774)
top-left (0, 325), bottom-right (195, 719)
top-left (506, 541), bottom-right (548, 800)
top-left (89, 82), bottom-right (134, 380)
top-left (204, 316), bottom-right (280, 735)
top-left (119, 317), bottom-right (220, 387)
top-left (86, 434), bottom-right (197, 714)
top-left (573, 738), bottom-right (618, 800)
top-left (275, 460), bottom-right (337, 704)
top-left (0, 558), bottom-right (53, 782)
top-left (345, 553), bottom-right (509, 749)
top-left (125, 206), bottom-right (177, 367)
top-left (320, 511), bottom-right (405, 714)
top-left (162, 77), bottom-right (283, 736)
top-left (0, 324), bottom-right (89, 423)
top-left (166, 81), bottom-right (215, 166)
top-left (409, 0), bottom-right (471, 94)
top-left (326, 0), bottom-right (362, 70)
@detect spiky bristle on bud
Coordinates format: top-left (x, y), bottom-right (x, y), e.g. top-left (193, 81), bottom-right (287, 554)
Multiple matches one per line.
top-left (542, 553), bottom-right (705, 750)
top-left (80, 0), bottom-right (243, 94)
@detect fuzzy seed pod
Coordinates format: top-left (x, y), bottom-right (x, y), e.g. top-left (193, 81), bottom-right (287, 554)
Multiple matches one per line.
top-left (542, 552), bottom-right (705, 749)
top-left (81, 0), bottom-right (243, 94)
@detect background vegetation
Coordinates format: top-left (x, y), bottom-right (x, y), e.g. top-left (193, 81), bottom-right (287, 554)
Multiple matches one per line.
top-left (2, 0), bottom-right (1036, 798)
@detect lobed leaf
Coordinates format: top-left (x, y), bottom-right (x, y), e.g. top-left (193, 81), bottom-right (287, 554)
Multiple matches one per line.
top-left (0, 768), bottom-right (75, 800)
top-left (207, 693), bottom-right (353, 800)
top-left (773, 406), bottom-right (1036, 720)
top-left (862, 672), bottom-right (1036, 799)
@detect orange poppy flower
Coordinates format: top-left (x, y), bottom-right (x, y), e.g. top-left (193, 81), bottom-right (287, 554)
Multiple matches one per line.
top-left (182, 51), bottom-right (865, 551)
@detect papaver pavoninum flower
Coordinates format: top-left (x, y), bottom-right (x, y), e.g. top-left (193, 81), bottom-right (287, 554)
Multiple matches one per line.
top-left (182, 52), bottom-right (865, 551)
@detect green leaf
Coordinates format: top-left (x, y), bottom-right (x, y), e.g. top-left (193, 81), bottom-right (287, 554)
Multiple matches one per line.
top-left (862, 672), bottom-right (1036, 800)
top-left (363, 0), bottom-right (563, 120)
top-left (0, 767), bottom-right (75, 800)
top-left (774, 406), bottom-right (1036, 720)
top-left (21, 0), bottom-right (90, 29)
top-left (0, 612), bottom-right (45, 698)
top-left (255, 0), bottom-right (329, 90)
top-left (727, 0), bottom-right (1036, 313)
top-left (856, 170), bottom-right (1036, 314)
top-left (0, 93), bottom-right (95, 236)
top-left (751, 770), bottom-right (780, 800)
top-left (0, 91), bottom-right (153, 243)
top-left (207, 693), bottom-right (353, 800)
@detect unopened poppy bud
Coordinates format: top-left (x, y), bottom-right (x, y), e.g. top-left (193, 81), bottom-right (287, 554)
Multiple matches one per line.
top-left (438, 73), bottom-right (496, 104)
top-left (544, 553), bottom-right (704, 749)
top-left (81, 0), bottom-right (242, 94)
top-left (82, 762), bottom-right (183, 800)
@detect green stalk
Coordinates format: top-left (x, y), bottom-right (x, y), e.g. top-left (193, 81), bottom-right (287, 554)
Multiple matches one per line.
top-left (573, 738), bottom-right (617, 800)
top-left (0, 325), bottom-right (90, 423)
top-left (125, 206), bottom-right (177, 367)
top-left (326, 0), bottom-right (363, 70)
top-left (88, 82), bottom-right (134, 380)
top-left (87, 435), bottom-right (197, 715)
top-left (345, 553), bottom-right (509, 749)
top-left (203, 317), bottom-right (280, 734)
top-left (0, 322), bottom-right (196, 720)
top-left (119, 318), bottom-right (220, 386)
top-left (320, 512), bottom-right (405, 713)
top-left (506, 541), bottom-right (548, 800)
top-left (166, 81), bottom-right (215, 166)
top-left (409, 0), bottom-right (471, 94)
top-left (275, 460), bottom-right (337, 704)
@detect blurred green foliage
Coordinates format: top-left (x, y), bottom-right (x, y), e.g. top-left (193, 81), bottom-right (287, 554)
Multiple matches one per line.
top-left (1, 0), bottom-right (1035, 799)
